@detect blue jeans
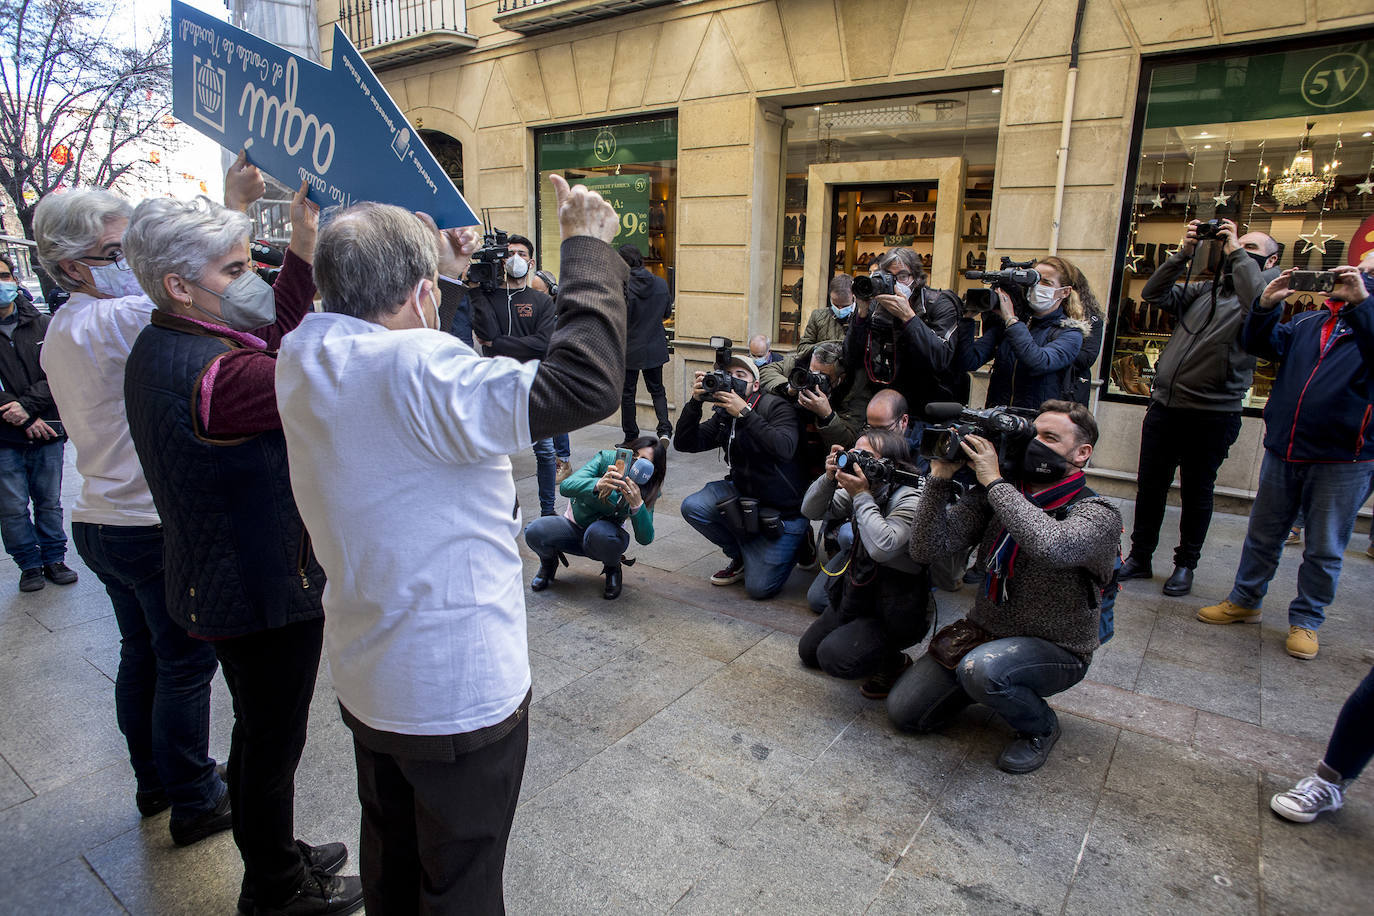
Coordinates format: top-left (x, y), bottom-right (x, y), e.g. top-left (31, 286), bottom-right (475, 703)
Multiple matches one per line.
top-left (0, 441), bottom-right (67, 570)
top-left (807, 525), bottom-right (853, 613)
top-left (73, 522), bottom-right (222, 815)
top-left (532, 438), bottom-right (557, 515)
top-left (1325, 664), bottom-right (1374, 781)
top-left (1228, 451), bottom-right (1374, 630)
top-left (553, 433), bottom-right (570, 461)
top-left (680, 480), bottom-right (808, 600)
top-left (887, 636), bottom-right (1089, 736)
top-left (524, 515), bottom-right (629, 569)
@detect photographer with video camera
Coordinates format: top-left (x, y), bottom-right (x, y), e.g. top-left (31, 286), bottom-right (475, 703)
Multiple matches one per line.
top-left (467, 233), bottom-right (562, 516)
top-left (1197, 259), bottom-right (1374, 661)
top-left (843, 248), bottom-right (966, 425)
top-left (798, 429), bottom-right (932, 699)
top-left (1119, 219), bottom-right (1278, 597)
top-left (888, 400), bottom-right (1121, 774)
top-left (954, 257), bottom-right (1092, 410)
top-left (676, 339), bottom-right (807, 599)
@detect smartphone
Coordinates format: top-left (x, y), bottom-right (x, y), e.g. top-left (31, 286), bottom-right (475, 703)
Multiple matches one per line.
top-left (1290, 270), bottom-right (1337, 293)
top-left (613, 447), bottom-right (633, 474)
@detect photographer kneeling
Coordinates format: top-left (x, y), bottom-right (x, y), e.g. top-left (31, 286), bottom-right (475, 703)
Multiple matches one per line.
top-left (887, 400), bottom-right (1120, 774)
top-left (525, 437), bottom-right (667, 600)
top-left (676, 347), bottom-right (806, 599)
top-left (798, 430), bottom-right (932, 699)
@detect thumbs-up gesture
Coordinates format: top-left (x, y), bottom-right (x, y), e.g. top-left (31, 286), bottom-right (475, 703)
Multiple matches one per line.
top-left (549, 174), bottom-right (618, 244)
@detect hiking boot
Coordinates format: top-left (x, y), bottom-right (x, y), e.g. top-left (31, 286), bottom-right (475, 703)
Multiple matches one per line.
top-left (1286, 625), bottom-right (1319, 660)
top-left (554, 458), bottom-right (573, 485)
top-left (254, 867), bottom-right (364, 916)
top-left (169, 784), bottom-right (232, 846)
top-left (42, 561), bottom-right (78, 585)
top-left (18, 568), bottom-right (44, 592)
top-left (996, 713), bottom-right (1061, 774)
top-left (1284, 526), bottom-right (1303, 546)
top-left (860, 654), bottom-right (912, 699)
top-left (1197, 599), bottom-right (1261, 625)
top-left (238, 842), bottom-right (349, 915)
top-left (710, 557), bottom-right (744, 586)
top-left (1117, 556), bottom-right (1153, 581)
top-left (1271, 774), bottom-right (1344, 823)
top-left (530, 557), bottom-right (558, 592)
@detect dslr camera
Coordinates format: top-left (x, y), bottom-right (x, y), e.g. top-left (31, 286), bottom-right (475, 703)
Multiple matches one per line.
top-left (1194, 219), bottom-right (1224, 241)
top-left (962, 257), bottom-right (1040, 313)
top-left (788, 365), bottom-right (832, 396)
top-left (466, 227), bottom-right (510, 292)
top-left (700, 336), bottom-right (750, 401)
top-left (918, 402), bottom-right (1038, 478)
top-left (853, 270), bottom-right (901, 332)
top-left (835, 448), bottom-right (924, 490)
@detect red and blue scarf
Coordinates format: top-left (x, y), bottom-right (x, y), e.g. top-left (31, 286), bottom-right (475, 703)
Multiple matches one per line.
top-left (984, 471), bottom-right (1087, 604)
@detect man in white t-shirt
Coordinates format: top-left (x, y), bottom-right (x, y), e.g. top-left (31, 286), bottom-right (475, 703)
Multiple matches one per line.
top-left (275, 175), bottom-right (625, 912)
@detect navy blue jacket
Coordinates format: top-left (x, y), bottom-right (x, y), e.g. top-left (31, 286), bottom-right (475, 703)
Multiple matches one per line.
top-left (955, 306), bottom-right (1086, 410)
top-left (1243, 292), bottom-right (1374, 463)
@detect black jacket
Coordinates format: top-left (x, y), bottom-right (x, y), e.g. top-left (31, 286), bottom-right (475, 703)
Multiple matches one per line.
top-left (673, 390), bottom-right (806, 513)
top-left (0, 300), bottom-right (64, 447)
top-left (844, 285), bottom-right (966, 419)
top-left (624, 267), bottom-right (672, 370)
top-left (470, 285), bottom-right (556, 362)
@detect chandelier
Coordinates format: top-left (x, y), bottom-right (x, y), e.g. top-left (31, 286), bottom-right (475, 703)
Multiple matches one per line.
top-left (1272, 123), bottom-right (1334, 206)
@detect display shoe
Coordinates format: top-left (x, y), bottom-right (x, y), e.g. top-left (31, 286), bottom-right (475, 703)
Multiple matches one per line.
top-left (530, 556), bottom-right (559, 592)
top-left (1196, 598), bottom-right (1261, 625)
top-left (1286, 625), bottom-right (1319, 660)
top-left (966, 250), bottom-right (975, 270)
top-left (836, 213), bottom-right (847, 235)
top-left (858, 214), bottom-right (877, 235)
top-left (602, 565), bottom-right (623, 600)
top-left (923, 253), bottom-right (932, 269)
top-left (1162, 566), bottom-right (1194, 596)
top-left (799, 214), bottom-right (806, 235)
top-left (969, 212), bottom-right (983, 237)
top-left (996, 711), bottom-right (1061, 774)
top-left (920, 212), bottom-right (933, 234)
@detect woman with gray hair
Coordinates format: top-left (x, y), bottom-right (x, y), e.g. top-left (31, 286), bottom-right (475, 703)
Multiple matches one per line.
top-left (121, 182), bottom-right (364, 916)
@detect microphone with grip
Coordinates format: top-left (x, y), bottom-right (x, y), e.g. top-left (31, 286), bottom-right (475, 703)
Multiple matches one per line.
top-left (924, 402), bottom-right (967, 423)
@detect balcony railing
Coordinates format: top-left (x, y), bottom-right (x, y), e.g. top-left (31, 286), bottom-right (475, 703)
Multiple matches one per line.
top-left (494, 0), bottom-right (679, 37)
top-left (336, 0), bottom-right (475, 69)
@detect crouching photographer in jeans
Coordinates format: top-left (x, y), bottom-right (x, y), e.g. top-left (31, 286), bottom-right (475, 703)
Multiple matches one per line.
top-left (798, 429), bottom-right (932, 699)
top-left (676, 344), bottom-right (806, 599)
top-left (887, 400), bottom-right (1120, 774)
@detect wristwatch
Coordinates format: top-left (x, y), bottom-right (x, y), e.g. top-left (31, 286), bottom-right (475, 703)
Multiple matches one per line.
top-left (738, 405), bottom-right (753, 418)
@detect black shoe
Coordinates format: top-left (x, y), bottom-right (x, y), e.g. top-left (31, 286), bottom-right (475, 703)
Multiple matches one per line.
top-left (531, 556), bottom-right (558, 591)
top-left (860, 654), bottom-right (912, 699)
top-left (603, 566), bottom-right (623, 600)
top-left (239, 842), bottom-right (349, 915)
top-left (142, 761), bottom-right (227, 818)
top-left (796, 526), bottom-right (818, 571)
top-left (1117, 556), bottom-right (1153, 581)
top-left (169, 784), bottom-right (232, 846)
top-left (255, 868), bottom-right (364, 916)
top-left (18, 567), bottom-right (44, 592)
top-left (42, 561), bottom-right (78, 585)
top-left (996, 713), bottom-right (1061, 774)
top-left (1162, 565), bottom-right (1194, 596)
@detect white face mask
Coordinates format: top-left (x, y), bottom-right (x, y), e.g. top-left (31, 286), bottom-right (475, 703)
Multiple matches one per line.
top-left (895, 281), bottom-right (913, 301)
top-left (506, 254), bottom-right (529, 279)
top-left (88, 259), bottom-right (143, 298)
top-left (1032, 284), bottom-right (1063, 313)
top-left (412, 279), bottom-right (438, 330)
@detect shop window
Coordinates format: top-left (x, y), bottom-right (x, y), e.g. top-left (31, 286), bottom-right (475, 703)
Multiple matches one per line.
top-left (419, 130), bottom-right (463, 193)
top-left (1106, 36), bottom-right (1374, 411)
top-left (535, 116), bottom-right (678, 349)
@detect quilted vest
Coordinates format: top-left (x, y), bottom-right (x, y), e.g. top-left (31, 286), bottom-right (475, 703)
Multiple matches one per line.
top-left (124, 317), bottom-right (324, 638)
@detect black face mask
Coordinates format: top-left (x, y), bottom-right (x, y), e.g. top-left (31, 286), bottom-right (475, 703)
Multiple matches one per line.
top-left (1246, 251), bottom-right (1271, 272)
top-left (1019, 438), bottom-right (1072, 484)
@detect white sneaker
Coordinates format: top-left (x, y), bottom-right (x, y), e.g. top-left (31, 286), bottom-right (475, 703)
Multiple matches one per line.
top-left (1270, 774), bottom-right (1344, 823)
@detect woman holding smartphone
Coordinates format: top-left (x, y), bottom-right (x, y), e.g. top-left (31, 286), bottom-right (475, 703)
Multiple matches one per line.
top-left (524, 436), bottom-right (667, 599)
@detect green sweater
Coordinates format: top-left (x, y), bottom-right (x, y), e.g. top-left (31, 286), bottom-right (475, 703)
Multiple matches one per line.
top-left (559, 449), bottom-right (656, 545)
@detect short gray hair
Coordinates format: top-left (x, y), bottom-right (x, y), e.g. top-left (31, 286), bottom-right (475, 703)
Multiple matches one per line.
top-left (811, 340), bottom-right (843, 368)
top-left (314, 203), bottom-right (437, 322)
top-left (877, 247), bottom-right (925, 280)
top-left (123, 197), bottom-right (251, 311)
top-left (33, 188), bottom-right (133, 285)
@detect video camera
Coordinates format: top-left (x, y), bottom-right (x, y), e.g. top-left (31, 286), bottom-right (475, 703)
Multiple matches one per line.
top-left (700, 336), bottom-right (750, 401)
top-left (962, 257), bottom-right (1040, 313)
top-left (788, 365), bottom-right (832, 396)
top-left (467, 227), bottom-right (510, 292)
top-left (835, 448), bottom-right (924, 490)
top-left (918, 401), bottom-right (1038, 478)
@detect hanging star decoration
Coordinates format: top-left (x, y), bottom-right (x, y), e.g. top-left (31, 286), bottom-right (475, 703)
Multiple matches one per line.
top-left (1358, 177), bottom-right (1374, 196)
top-left (1297, 221), bottom-right (1338, 255)
top-left (1213, 142), bottom-right (1234, 207)
top-left (1150, 191), bottom-right (1165, 209)
top-left (1212, 190), bottom-right (1232, 206)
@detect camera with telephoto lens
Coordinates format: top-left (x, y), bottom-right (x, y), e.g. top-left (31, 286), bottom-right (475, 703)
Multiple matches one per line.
top-left (1194, 219), bottom-right (1224, 241)
top-left (788, 365), bottom-right (832, 395)
top-left (854, 271), bottom-right (900, 332)
top-left (835, 448), bottom-right (925, 490)
top-left (700, 336), bottom-right (749, 401)
top-left (962, 257), bottom-right (1040, 313)
top-left (918, 402), bottom-right (1039, 478)
top-left (466, 228), bottom-right (510, 292)
top-left (1290, 270), bottom-right (1337, 293)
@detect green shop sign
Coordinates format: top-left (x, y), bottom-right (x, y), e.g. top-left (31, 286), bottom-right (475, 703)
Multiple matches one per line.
top-left (579, 173), bottom-right (651, 256)
top-left (1144, 42), bottom-right (1373, 129)
top-left (538, 118), bottom-right (678, 171)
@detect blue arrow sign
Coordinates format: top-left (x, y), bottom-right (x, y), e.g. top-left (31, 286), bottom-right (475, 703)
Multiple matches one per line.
top-left (170, 0), bottom-right (477, 228)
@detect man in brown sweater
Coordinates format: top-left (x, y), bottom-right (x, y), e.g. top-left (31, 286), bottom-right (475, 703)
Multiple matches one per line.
top-left (887, 400), bottom-right (1120, 774)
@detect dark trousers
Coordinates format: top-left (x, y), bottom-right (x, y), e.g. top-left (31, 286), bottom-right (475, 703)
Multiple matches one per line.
top-left (351, 708), bottom-right (529, 915)
top-left (214, 618), bottom-right (324, 904)
top-left (1129, 403), bottom-right (1242, 569)
top-left (621, 365), bottom-right (672, 440)
top-left (798, 602), bottom-right (904, 679)
top-left (73, 522), bottom-right (221, 816)
top-left (1325, 664), bottom-right (1374, 781)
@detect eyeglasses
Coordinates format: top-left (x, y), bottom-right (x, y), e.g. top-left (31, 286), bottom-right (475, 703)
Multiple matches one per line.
top-left (79, 250), bottom-right (133, 271)
top-left (862, 420), bottom-right (900, 433)
top-left (892, 271), bottom-right (915, 284)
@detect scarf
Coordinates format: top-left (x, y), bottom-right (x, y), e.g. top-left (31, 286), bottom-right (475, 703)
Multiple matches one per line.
top-left (984, 471), bottom-right (1087, 604)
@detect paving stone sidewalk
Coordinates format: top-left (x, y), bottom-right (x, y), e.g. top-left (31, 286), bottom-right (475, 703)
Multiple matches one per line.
top-left (0, 423), bottom-right (1370, 914)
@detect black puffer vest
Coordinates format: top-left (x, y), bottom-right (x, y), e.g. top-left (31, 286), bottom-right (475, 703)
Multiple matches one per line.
top-left (124, 314), bottom-right (324, 638)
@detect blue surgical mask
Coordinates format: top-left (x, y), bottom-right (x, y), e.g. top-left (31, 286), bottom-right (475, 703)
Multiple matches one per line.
top-left (0, 282), bottom-right (18, 305)
top-left (753, 355), bottom-right (769, 367)
top-left (830, 302), bottom-right (854, 319)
